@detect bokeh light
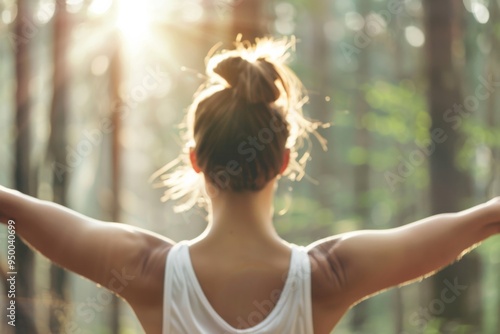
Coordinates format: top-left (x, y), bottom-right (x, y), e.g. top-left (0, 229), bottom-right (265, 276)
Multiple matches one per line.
top-left (472, 2), bottom-right (490, 24)
top-left (405, 25), bottom-right (425, 47)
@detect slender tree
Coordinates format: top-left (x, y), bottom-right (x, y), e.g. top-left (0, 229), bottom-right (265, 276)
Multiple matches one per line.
top-left (109, 28), bottom-right (123, 334)
top-left (486, 0), bottom-right (500, 198)
top-left (231, 0), bottom-right (266, 42)
top-left (349, 1), bottom-right (372, 330)
top-left (485, 2), bottom-right (500, 332)
top-left (391, 9), bottom-right (406, 333)
top-left (13, 0), bottom-right (38, 332)
top-left (306, 0), bottom-right (333, 213)
top-left (47, 1), bottom-right (70, 331)
top-left (423, 0), bottom-right (482, 330)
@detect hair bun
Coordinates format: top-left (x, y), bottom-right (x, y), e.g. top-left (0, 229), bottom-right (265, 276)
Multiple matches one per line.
top-left (212, 56), bottom-right (281, 104)
top-left (212, 56), bottom-right (244, 88)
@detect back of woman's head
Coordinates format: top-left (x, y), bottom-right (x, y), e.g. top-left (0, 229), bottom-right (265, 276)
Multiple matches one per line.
top-left (152, 37), bottom-right (326, 212)
top-left (194, 49), bottom-right (292, 191)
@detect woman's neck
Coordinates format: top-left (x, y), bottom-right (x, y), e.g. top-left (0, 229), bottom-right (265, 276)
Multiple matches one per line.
top-left (194, 179), bottom-right (284, 247)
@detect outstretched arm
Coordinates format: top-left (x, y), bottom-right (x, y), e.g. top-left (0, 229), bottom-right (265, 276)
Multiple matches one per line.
top-left (311, 198), bottom-right (500, 306)
top-left (0, 185), bottom-right (173, 303)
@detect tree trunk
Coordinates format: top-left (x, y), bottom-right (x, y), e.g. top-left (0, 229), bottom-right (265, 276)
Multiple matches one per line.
top-left (306, 0), bottom-right (333, 213)
top-left (486, 3), bottom-right (500, 332)
top-left (231, 0), bottom-right (266, 42)
top-left (423, 0), bottom-right (481, 331)
top-left (486, 0), bottom-right (500, 199)
top-left (350, 1), bottom-right (372, 331)
top-left (47, 1), bottom-right (70, 332)
top-left (109, 29), bottom-right (123, 334)
top-left (392, 13), bottom-right (407, 333)
top-left (14, 0), bottom-right (38, 332)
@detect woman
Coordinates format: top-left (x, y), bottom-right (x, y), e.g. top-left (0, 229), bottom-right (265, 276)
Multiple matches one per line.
top-left (1, 38), bottom-right (499, 334)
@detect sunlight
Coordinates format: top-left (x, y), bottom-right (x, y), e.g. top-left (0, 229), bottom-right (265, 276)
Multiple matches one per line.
top-left (88, 0), bottom-right (113, 18)
top-left (116, 0), bottom-right (150, 44)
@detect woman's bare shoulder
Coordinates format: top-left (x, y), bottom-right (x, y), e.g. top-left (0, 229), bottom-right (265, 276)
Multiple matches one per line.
top-left (304, 238), bottom-right (354, 333)
top-left (125, 230), bottom-right (175, 307)
top-left (306, 237), bottom-right (350, 307)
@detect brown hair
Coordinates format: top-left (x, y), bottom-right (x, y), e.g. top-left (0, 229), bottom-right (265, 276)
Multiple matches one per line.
top-left (151, 37), bottom-right (327, 212)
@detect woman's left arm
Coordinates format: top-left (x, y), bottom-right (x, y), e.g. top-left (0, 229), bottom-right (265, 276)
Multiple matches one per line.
top-left (314, 198), bottom-right (500, 306)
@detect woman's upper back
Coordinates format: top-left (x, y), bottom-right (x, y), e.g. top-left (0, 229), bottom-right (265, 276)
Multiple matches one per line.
top-left (128, 236), bottom-right (350, 334)
top-left (162, 240), bottom-right (313, 333)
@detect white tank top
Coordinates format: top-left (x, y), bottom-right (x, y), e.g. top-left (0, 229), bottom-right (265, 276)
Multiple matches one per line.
top-left (162, 240), bottom-right (314, 334)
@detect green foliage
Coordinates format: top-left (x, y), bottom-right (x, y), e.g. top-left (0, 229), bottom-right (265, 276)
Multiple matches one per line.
top-left (274, 195), bottom-right (337, 234)
top-left (419, 318), bottom-right (476, 334)
top-left (364, 80), bottom-right (428, 144)
top-left (332, 79), bottom-right (432, 194)
top-left (348, 146), bottom-right (369, 165)
top-left (456, 119), bottom-right (500, 182)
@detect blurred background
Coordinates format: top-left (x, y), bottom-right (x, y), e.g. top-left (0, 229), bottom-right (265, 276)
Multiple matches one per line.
top-left (0, 0), bottom-right (499, 333)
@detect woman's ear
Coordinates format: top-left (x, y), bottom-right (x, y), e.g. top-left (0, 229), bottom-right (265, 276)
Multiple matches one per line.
top-left (189, 148), bottom-right (202, 173)
top-left (279, 149), bottom-right (290, 174)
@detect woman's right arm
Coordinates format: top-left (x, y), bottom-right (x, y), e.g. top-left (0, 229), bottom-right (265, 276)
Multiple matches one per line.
top-left (0, 185), bottom-right (173, 303)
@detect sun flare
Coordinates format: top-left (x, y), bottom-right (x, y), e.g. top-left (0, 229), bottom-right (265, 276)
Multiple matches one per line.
top-left (116, 0), bottom-right (150, 44)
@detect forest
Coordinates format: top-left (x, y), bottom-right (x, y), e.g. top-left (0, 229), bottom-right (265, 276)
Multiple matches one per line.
top-left (0, 0), bottom-right (500, 333)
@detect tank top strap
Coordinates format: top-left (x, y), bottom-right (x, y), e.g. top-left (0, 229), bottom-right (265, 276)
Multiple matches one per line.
top-left (162, 241), bottom-right (190, 334)
top-left (290, 244), bottom-right (312, 282)
top-left (287, 244), bottom-right (314, 333)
